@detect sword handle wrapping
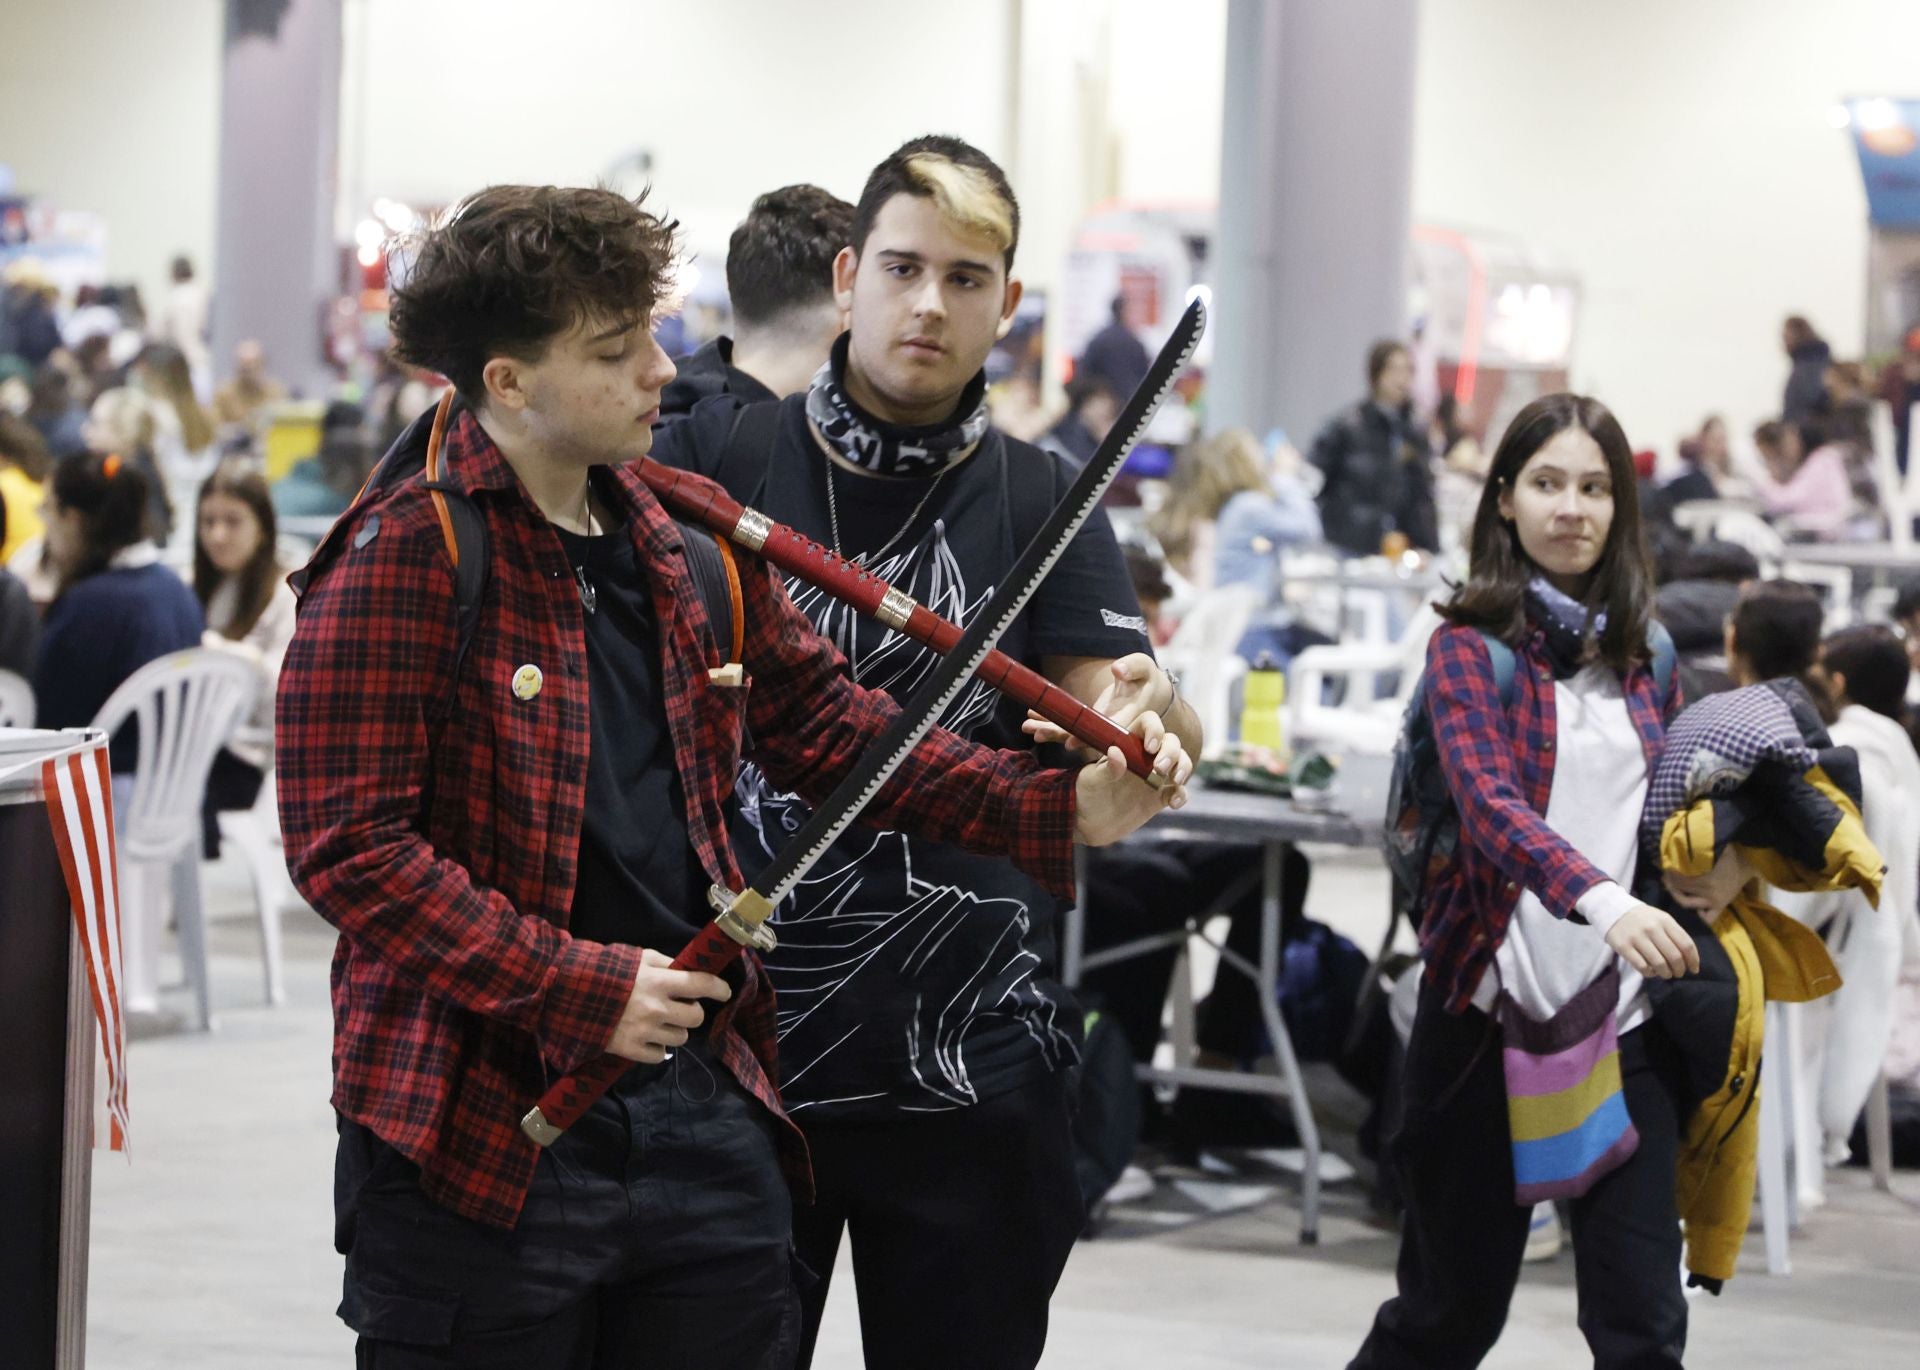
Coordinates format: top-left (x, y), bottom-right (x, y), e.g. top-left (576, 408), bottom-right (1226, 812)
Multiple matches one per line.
top-left (520, 918), bottom-right (754, 1146)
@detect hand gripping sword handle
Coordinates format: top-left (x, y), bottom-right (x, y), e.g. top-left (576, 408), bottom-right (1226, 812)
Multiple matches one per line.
top-left (520, 892), bottom-right (772, 1146)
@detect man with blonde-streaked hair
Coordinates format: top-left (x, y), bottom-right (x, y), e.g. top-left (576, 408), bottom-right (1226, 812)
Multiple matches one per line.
top-left (653, 133), bottom-right (1202, 1370)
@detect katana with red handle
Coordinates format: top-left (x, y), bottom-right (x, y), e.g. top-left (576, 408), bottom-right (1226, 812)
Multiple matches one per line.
top-left (632, 459), bottom-right (1161, 785)
top-left (519, 297), bottom-right (1208, 1147)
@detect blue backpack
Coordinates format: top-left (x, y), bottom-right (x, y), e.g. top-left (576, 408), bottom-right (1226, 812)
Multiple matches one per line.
top-left (1383, 623), bottom-right (1676, 919)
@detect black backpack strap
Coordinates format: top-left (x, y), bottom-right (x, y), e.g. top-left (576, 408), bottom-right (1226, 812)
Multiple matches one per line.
top-left (675, 519), bottom-right (743, 684)
top-left (422, 478), bottom-right (489, 722)
top-left (716, 399), bottom-right (784, 507)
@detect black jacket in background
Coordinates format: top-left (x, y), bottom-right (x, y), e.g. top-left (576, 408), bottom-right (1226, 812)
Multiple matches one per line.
top-left (658, 337), bottom-right (776, 424)
top-left (1307, 400), bottom-right (1438, 556)
top-left (0, 567), bottom-right (39, 680)
top-left (1783, 339), bottom-right (1832, 425)
top-left (1079, 321), bottom-right (1151, 399)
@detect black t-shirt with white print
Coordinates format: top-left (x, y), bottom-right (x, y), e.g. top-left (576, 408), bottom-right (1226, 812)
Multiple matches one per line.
top-left (652, 393), bottom-right (1151, 1123)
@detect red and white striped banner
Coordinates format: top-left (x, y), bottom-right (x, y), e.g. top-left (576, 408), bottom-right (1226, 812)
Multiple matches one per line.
top-left (41, 744), bottom-right (129, 1152)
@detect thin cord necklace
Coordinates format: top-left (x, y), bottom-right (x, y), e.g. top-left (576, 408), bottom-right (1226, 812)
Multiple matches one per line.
top-left (572, 478), bottom-right (597, 614)
top-left (813, 420), bottom-right (950, 566)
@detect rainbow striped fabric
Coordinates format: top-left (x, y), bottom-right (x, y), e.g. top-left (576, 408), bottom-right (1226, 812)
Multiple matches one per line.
top-left (1496, 966), bottom-right (1639, 1204)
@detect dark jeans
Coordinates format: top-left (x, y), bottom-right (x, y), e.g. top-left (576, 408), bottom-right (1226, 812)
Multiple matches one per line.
top-left (336, 1033), bottom-right (799, 1369)
top-left (1350, 982), bottom-right (1691, 1370)
top-left (791, 1073), bottom-right (1084, 1370)
top-left (201, 747), bottom-right (265, 860)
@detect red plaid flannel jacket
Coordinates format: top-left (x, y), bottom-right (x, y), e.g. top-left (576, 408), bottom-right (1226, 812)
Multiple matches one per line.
top-left (1419, 620), bottom-right (1681, 1013)
top-left (276, 410), bottom-right (1078, 1228)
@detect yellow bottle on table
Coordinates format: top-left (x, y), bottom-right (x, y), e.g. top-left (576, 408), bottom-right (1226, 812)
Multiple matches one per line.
top-left (1240, 652), bottom-right (1287, 752)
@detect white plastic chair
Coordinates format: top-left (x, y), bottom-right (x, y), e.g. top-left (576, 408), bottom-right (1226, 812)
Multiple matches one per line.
top-left (1711, 509), bottom-right (1788, 567)
top-left (1779, 560), bottom-right (1856, 629)
top-left (0, 667), bottom-right (34, 727)
top-left (92, 649), bottom-right (259, 1030)
top-left (1756, 1000), bottom-right (1804, 1276)
top-left (1159, 584), bottom-right (1261, 760)
top-left (1286, 601), bottom-right (1445, 756)
top-left (216, 737), bottom-right (294, 1007)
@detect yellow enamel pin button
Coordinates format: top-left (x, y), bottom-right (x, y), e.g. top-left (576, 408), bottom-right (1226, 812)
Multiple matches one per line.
top-left (512, 664), bottom-right (544, 701)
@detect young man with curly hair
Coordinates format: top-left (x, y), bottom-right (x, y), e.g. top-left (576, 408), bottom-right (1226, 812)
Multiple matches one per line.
top-left (276, 184), bottom-right (1188, 1369)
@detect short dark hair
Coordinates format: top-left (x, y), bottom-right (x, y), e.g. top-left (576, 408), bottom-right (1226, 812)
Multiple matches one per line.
top-left (1893, 578), bottom-right (1920, 622)
top-left (1673, 540), bottom-right (1761, 585)
top-left (1064, 374), bottom-right (1118, 414)
top-left (170, 255), bottom-right (194, 283)
top-left (851, 135), bottom-right (1020, 270)
top-left (1367, 339), bottom-right (1408, 388)
top-left (1821, 624), bottom-right (1911, 721)
top-left (1444, 393), bottom-right (1656, 672)
top-left (0, 411), bottom-right (51, 482)
top-left (1730, 579), bottom-right (1832, 718)
top-left (388, 185), bottom-right (680, 405)
top-left (726, 184), bottom-right (853, 331)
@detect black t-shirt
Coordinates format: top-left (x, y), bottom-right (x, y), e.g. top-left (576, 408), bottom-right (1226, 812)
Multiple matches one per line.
top-left (553, 516), bottom-right (707, 953)
top-left (652, 394), bottom-right (1151, 1122)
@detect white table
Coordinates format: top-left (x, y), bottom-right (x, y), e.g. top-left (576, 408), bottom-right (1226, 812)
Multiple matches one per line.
top-left (1774, 541), bottom-right (1920, 591)
top-left (1063, 785), bottom-right (1386, 1244)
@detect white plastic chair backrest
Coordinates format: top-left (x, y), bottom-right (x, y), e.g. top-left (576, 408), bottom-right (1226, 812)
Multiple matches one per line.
top-left (91, 649), bottom-right (260, 864)
top-left (1778, 561), bottom-right (1855, 629)
top-left (1161, 584), bottom-right (1262, 756)
top-left (0, 668), bottom-right (33, 728)
top-left (1711, 509), bottom-right (1787, 562)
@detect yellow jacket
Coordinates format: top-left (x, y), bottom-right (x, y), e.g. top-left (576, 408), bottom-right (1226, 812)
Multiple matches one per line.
top-left (1657, 762), bottom-right (1882, 1287)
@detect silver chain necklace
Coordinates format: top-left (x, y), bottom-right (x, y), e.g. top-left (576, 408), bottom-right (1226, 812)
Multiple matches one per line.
top-left (815, 422), bottom-right (951, 566)
top-left (572, 478), bottom-right (598, 614)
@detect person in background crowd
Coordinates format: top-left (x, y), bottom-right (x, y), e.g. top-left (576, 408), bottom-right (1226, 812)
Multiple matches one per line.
top-left (1782, 315), bottom-right (1834, 425)
top-left (661, 184), bottom-right (854, 420)
top-left (1879, 325), bottom-right (1920, 478)
top-left (26, 364), bottom-right (89, 459)
top-left (1774, 625), bottom-right (1920, 1205)
top-left (363, 353), bottom-right (438, 452)
top-left (273, 400), bottom-right (377, 520)
top-left (1309, 339), bottom-right (1439, 557)
top-left (156, 255), bottom-right (212, 384)
top-left (1822, 360), bottom-right (1874, 453)
top-left (1653, 540), bottom-right (1761, 701)
top-left (1148, 427), bottom-right (1320, 591)
top-left (0, 261), bottom-right (64, 367)
top-left (84, 388), bottom-right (174, 548)
top-left (1040, 373), bottom-right (1119, 466)
top-left (1431, 393), bottom-right (1490, 554)
top-left (1665, 414), bottom-right (1740, 504)
top-left (71, 332), bottom-right (126, 403)
top-left (1721, 579), bottom-right (1834, 719)
top-left (0, 412), bottom-right (52, 564)
top-left (1350, 392), bottom-right (1731, 1370)
top-left (192, 464), bottom-right (296, 856)
top-left (653, 135), bottom-right (1196, 1370)
top-left (212, 339), bottom-right (288, 429)
top-left (0, 559), bottom-right (37, 681)
top-left (62, 283), bottom-right (121, 351)
top-left (135, 342), bottom-right (219, 527)
top-left (1752, 418), bottom-right (1855, 539)
top-left (31, 452), bottom-right (204, 773)
top-left (1121, 542), bottom-right (1175, 647)
top-left (1896, 581), bottom-right (1920, 680)
top-left (1078, 294), bottom-right (1151, 400)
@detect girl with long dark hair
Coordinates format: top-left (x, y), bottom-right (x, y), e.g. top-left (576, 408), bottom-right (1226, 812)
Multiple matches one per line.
top-left (192, 463), bottom-right (297, 854)
top-left (1351, 394), bottom-right (1749, 1370)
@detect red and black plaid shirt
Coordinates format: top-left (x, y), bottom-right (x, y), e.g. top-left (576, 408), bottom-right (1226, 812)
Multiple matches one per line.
top-left (1419, 621), bottom-right (1681, 1013)
top-left (276, 410), bottom-right (1078, 1228)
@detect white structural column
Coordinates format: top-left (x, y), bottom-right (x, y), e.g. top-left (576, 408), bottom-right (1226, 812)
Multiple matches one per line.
top-left (1210, 0), bottom-right (1420, 443)
top-left (210, 0), bottom-right (344, 399)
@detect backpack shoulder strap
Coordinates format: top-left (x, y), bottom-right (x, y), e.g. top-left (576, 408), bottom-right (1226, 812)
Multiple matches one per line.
top-left (1648, 621), bottom-right (1677, 708)
top-left (1472, 631), bottom-right (1519, 708)
top-left (715, 399), bottom-right (784, 507)
top-left (675, 519), bottom-right (743, 676)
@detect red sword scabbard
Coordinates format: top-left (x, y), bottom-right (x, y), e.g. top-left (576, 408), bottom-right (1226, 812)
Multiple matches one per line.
top-left (634, 460), bottom-right (1164, 783)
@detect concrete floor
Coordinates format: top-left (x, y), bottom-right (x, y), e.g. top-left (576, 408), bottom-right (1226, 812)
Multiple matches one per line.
top-left (85, 848), bottom-right (1920, 1368)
